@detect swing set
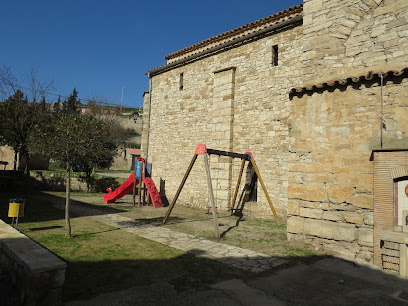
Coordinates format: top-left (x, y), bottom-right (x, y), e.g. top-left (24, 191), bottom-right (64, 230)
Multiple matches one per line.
top-left (163, 143), bottom-right (280, 239)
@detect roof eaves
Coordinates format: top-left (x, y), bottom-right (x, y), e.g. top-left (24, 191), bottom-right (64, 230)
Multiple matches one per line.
top-left (147, 14), bottom-right (302, 77)
top-left (165, 4), bottom-right (303, 61)
top-left (289, 68), bottom-right (408, 97)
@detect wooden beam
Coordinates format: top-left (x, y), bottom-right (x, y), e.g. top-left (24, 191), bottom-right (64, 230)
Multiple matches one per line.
top-left (250, 158), bottom-right (280, 224)
top-left (204, 152), bottom-right (220, 240)
top-left (231, 159), bottom-right (246, 214)
top-left (206, 148), bottom-right (250, 160)
top-left (163, 154), bottom-right (198, 224)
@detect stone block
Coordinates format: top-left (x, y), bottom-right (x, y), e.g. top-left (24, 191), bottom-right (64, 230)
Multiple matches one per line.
top-left (300, 207), bottom-right (323, 219)
top-left (322, 210), bottom-right (343, 221)
top-left (287, 216), bottom-right (304, 234)
top-left (288, 184), bottom-right (327, 202)
top-left (347, 194), bottom-right (373, 209)
top-left (344, 212), bottom-right (364, 224)
top-left (327, 186), bottom-right (354, 204)
top-left (383, 241), bottom-right (400, 250)
top-left (383, 261), bottom-right (399, 271)
top-left (383, 255), bottom-right (399, 264)
top-left (287, 200), bottom-right (300, 215)
top-left (382, 248), bottom-right (399, 257)
top-left (361, 211), bottom-right (374, 225)
top-left (303, 219), bottom-right (358, 242)
top-left (358, 228), bottom-right (373, 247)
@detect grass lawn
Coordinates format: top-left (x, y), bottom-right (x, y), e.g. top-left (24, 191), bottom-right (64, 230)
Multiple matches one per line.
top-left (0, 191), bottom-right (318, 302)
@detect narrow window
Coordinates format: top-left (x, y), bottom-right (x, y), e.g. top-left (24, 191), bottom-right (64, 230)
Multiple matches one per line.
top-left (179, 73), bottom-right (184, 90)
top-left (272, 45), bottom-right (278, 66)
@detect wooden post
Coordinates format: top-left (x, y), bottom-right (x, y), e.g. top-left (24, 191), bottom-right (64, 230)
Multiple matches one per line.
top-left (204, 153), bottom-right (220, 240)
top-left (163, 154), bottom-right (198, 224)
top-left (250, 157), bottom-right (280, 224)
top-left (231, 159), bottom-right (246, 214)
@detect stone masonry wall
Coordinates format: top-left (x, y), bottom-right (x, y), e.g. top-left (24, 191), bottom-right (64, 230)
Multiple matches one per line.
top-left (287, 77), bottom-right (408, 262)
top-left (285, 0), bottom-right (408, 264)
top-left (0, 220), bottom-right (66, 305)
top-left (302, 0), bottom-right (408, 85)
top-left (144, 24), bottom-right (303, 216)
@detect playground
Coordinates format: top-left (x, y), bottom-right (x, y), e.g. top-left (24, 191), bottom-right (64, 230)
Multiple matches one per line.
top-left (2, 145), bottom-right (408, 304)
top-left (2, 191), bottom-right (407, 305)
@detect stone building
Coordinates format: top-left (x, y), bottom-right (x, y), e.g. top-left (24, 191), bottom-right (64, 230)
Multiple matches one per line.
top-left (142, 0), bottom-right (408, 274)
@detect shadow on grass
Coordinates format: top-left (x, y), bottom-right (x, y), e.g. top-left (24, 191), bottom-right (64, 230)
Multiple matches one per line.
top-left (29, 225), bottom-right (63, 231)
top-left (0, 191), bottom-right (128, 224)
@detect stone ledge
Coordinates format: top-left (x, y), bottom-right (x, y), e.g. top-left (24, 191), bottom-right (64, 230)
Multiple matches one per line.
top-left (0, 219), bottom-right (66, 305)
top-left (0, 219), bottom-right (66, 273)
top-left (381, 231), bottom-right (408, 244)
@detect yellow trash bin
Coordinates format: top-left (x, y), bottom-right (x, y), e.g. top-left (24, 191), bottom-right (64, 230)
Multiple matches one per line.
top-left (8, 198), bottom-right (25, 217)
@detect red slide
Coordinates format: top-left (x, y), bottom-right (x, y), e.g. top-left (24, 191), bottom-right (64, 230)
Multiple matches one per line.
top-left (103, 173), bottom-right (139, 204)
top-left (142, 177), bottom-right (163, 208)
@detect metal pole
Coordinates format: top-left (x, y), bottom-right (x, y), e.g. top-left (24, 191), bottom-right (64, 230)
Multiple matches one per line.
top-left (379, 72), bottom-right (384, 148)
top-left (120, 86), bottom-right (124, 111)
top-left (132, 163), bottom-right (137, 206)
top-left (145, 77), bottom-right (153, 163)
top-left (15, 204), bottom-right (20, 229)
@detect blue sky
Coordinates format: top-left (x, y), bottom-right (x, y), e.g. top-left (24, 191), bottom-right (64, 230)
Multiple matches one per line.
top-left (1, 0), bottom-right (302, 108)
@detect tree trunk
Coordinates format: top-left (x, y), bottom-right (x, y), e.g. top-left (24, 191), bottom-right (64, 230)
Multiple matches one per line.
top-left (65, 166), bottom-right (72, 238)
top-left (13, 152), bottom-right (17, 171)
top-left (24, 153), bottom-right (30, 175)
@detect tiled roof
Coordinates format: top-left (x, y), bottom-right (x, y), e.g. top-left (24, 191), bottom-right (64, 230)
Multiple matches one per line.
top-left (165, 4), bottom-right (303, 62)
top-left (289, 68), bottom-right (408, 96)
top-left (126, 148), bottom-right (141, 156)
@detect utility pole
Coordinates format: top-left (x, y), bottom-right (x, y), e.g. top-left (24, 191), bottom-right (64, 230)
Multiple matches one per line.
top-left (120, 86), bottom-right (124, 111)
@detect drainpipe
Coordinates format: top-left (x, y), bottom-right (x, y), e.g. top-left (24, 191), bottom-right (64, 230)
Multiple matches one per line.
top-left (145, 76), bottom-right (152, 163)
top-left (378, 72), bottom-right (384, 148)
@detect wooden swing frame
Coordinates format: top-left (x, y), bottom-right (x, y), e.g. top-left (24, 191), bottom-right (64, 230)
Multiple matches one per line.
top-left (162, 143), bottom-right (280, 239)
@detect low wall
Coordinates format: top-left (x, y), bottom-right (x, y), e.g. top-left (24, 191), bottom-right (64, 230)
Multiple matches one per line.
top-left (0, 220), bottom-right (66, 305)
top-left (31, 171), bottom-right (126, 193)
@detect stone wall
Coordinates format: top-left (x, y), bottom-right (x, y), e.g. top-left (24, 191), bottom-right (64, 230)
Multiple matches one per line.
top-left (0, 146), bottom-right (15, 170)
top-left (144, 23), bottom-right (303, 215)
top-left (0, 220), bottom-right (66, 305)
top-left (285, 0), bottom-right (408, 264)
top-left (302, 0), bottom-right (408, 85)
top-left (30, 171), bottom-right (126, 193)
top-left (287, 74), bottom-right (408, 262)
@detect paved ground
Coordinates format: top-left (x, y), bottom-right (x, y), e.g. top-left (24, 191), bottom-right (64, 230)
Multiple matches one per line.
top-left (61, 202), bottom-right (408, 305)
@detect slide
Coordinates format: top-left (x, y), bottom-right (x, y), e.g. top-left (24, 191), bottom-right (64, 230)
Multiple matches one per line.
top-left (104, 173), bottom-right (139, 204)
top-left (142, 177), bottom-right (163, 208)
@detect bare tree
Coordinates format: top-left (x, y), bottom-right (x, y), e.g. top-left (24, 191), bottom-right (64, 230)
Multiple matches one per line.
top-left (0, 65), bottom-right (55, 102)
